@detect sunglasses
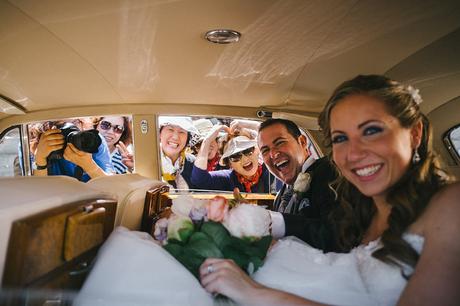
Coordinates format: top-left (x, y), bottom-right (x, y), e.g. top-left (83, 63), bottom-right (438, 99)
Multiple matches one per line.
top-left (228, 147), bottom-right (256, 163)
top-left (99, 120), bottom-right (124, 134)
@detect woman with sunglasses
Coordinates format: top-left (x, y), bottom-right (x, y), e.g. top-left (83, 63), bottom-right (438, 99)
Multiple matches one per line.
top-left (95, 116), bottom-right (133, 174)
top-left (191, 125), bottom-right (277, 193)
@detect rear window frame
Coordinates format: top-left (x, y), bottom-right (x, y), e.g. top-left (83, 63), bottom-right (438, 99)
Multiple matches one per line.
top-left (443, 124), bottom-right (460, 164)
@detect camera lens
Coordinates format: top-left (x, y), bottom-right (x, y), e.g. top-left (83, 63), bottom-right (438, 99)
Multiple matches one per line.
top-left (71, 130), bottom-right (101, 153)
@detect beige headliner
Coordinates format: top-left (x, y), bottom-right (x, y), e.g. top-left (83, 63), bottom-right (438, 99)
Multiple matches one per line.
top-left (1, 0), bottom-right (460, 122)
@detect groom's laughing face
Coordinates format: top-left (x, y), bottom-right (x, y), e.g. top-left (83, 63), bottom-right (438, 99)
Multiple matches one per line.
top-left (258, 123), bottom-right (308, 185)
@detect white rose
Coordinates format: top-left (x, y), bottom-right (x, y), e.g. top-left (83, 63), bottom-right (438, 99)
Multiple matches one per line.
top-left (223, 204), bottom-right (270, 240)
top-left (293, 172), bottom-right (311, 193)
top-left (171, 195), bottom-right (208, 217)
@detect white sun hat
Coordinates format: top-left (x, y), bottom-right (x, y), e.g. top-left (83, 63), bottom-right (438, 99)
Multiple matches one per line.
top-left (220, 135), bottom-right (257, 162)
top-left (158, 116), bottom-right (199, 134)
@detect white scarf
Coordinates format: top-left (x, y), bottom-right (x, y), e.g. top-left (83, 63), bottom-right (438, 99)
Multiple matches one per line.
top-left (160, 148), bottom-right (189, 190)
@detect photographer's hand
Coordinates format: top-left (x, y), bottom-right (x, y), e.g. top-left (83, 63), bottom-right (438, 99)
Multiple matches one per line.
top-left (64, 143), bottom-right (109, 179)
top-left (33, 129), bottom-right (64, 176)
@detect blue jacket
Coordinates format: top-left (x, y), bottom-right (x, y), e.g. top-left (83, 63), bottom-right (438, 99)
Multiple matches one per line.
top-left (191, 164), bottom-right (278, 193)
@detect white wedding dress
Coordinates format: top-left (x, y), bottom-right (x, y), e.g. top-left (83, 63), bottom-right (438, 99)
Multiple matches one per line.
top-left (253, 234), bottom-right (423, 306)
top-left (74, 227), bottom-right (424, 306)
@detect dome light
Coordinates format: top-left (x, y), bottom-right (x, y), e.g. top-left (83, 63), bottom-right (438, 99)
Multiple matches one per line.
top-left (204, 29), bottom-right (241, 44)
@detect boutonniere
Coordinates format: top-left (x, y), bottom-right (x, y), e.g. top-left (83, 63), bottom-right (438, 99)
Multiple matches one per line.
top-left (293, 172), bottom-right (311, 195)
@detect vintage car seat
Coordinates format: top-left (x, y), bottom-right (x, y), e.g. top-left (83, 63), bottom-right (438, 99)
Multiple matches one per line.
top-left (87, 173), bottom-right (167, 230)
top-left (0, 175), bottom-right (116, 290)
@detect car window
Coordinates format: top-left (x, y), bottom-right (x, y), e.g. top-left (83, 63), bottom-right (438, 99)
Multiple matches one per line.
top-left (26, 116), bottom-right (135, 178)
top-left (444, 124), bottom-right (460, 163)
top-left (0, 126), bottom-right (23, 177)
top-left (157, 115), bottom-right (320, 194)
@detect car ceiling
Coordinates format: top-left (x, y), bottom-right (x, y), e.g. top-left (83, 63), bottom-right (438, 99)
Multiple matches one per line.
top-left (1, 0), bottom-right (460, 121)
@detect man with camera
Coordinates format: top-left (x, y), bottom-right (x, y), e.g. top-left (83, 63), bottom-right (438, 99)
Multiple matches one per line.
top-left (33, 122), bottom-right (114, 182)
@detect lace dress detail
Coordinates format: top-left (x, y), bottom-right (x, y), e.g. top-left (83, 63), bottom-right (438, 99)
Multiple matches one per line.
top-left (253, 233), bottom-right (425, 306)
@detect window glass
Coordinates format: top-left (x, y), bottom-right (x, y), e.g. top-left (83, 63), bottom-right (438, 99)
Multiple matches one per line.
top-left (157, 116), bottom-right (320, 195)
top-left (0, 126), bottom-right (23, 177)
top-left (445, 125), bottom-right (460, 161)
top-left (26, 116), bottom-right (134, 181)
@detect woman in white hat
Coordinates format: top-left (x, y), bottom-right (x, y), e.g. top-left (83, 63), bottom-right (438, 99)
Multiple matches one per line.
top-left (159, 116), bottom-right (198, 190)
top-left (191, 124), bottom-right (276, 193)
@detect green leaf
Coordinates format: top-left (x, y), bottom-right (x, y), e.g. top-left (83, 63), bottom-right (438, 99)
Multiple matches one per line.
top-left (178, 253), bottom-right (204, 279)
top-left (222, 245), bottom-right (249, 269)
top-left (185, 235), bottom-right (223, 259)
top-left (188, 231), bottom-right (209, 243)
top-left (247, 256), bottom-right (264, 273)
top-left (254, 235), bottom-right (272, 251)
top-left (201, 222), bottom-right (231, 249)
top-left (177, 226), bottom-right (194, 243)
top-left (250, 235), bottom-right (272, 258)
top-left (164, 239), bottom-right (205, 279)
top-left (163, 242), bottom-right (183, 258)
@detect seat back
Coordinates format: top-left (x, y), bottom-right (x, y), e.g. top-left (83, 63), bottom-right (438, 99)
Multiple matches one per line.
top-left (0, 176), bottom-right (115, 288)
top-left (87, 174), bottom-right (166, 230)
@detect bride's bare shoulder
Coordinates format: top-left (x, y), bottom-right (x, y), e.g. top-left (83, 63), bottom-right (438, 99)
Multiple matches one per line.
top-left (418, 182), bottom-right (460, 238)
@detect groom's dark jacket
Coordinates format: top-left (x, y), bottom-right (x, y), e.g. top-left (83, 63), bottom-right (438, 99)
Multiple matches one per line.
top-left (274, 157), bottom-right (341, 253)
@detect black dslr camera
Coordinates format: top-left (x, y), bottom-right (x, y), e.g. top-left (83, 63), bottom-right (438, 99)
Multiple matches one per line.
top-left (48, 123), bottom-right (102, 159)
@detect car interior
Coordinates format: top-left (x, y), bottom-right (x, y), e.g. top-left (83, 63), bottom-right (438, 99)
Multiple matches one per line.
top-left (0, 0), bottom-right (459, 304)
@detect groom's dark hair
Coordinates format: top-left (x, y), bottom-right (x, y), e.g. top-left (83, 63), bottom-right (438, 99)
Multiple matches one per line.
top-left (259, 118), bottom-right (301, 139)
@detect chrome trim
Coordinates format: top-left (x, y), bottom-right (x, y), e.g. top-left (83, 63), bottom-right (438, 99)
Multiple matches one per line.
top-left (21, 124), bottom-right (33, 176)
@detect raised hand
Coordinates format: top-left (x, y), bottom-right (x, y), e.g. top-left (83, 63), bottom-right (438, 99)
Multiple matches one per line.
top-left (230, 120), bottom-right (260, 139)
top-left (203, 124), bottom-right (230, 144)
top-left (116, 141), bottom-right (134, 171)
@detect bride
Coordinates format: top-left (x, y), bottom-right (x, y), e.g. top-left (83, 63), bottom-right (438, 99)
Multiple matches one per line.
top-left (75, 75), bottom-right (459, 306)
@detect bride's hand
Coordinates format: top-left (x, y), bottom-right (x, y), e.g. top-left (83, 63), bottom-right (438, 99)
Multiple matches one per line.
top-left (199, 258), bottom-right (263, 304)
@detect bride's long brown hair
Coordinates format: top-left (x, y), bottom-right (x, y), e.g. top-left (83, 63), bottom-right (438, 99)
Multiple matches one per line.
top-left (318, 75), bottom-right (454, 270)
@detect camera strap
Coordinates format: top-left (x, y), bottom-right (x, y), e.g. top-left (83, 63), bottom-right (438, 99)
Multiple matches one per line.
top-left (74, 166), bottom-right (84, 181)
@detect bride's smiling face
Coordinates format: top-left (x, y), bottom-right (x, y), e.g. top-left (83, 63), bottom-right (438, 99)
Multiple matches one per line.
top-left (330, 94), bottom-right (420, 199)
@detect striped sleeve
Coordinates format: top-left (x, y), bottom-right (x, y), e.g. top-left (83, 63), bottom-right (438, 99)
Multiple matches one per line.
top-left (112, 150), bottom-right (129, 174)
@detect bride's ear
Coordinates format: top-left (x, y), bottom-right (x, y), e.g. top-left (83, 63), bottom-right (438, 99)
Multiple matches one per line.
top-left (411, 120), bottom-right (423, 149)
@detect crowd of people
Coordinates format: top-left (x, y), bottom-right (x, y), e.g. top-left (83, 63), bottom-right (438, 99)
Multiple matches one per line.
top-left (30, 115), bottom-right (134, 182)
top-left (158, 115), bottom-right (282, 194)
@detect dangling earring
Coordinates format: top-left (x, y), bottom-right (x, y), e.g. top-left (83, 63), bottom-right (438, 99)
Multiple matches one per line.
top-left (412, 148), bottom-right (421, 164)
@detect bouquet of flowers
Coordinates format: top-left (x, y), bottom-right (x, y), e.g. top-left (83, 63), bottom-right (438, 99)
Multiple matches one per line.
top-left (153, 195), bottom-right (272, 278)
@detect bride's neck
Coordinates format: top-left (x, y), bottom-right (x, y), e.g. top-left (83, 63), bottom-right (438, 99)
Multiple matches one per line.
top-left (362, 199), bottom-right (391, 244)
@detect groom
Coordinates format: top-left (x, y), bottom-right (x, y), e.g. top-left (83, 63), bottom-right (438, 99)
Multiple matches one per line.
top-left (258, 118), bottom-right (340, 252)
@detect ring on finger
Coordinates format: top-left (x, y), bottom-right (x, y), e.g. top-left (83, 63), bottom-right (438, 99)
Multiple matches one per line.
top-left (207, 264), bottom-right (214, 274)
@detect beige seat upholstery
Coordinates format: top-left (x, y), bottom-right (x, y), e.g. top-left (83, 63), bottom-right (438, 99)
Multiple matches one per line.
top-left (87, 174), bottom-right (166, 230)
